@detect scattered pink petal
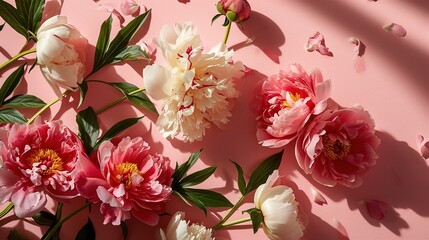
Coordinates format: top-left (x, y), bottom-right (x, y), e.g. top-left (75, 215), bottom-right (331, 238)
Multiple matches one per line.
top-left (96, 5), bottom-right (125, 25)
top-left (311, 187), bottom-right (327, 205)
top-left (365, 200), bottom-right (390, 220)
top-left (349, 37), bottom-right (367, 73)
top-left (305, 32), bottom-right (333, 57)
top-left (416, 134), bottom-right (429, 159)
top-left (383, 23), bottom-right (407, 38)
top-left (333, 219), bottom-right (349, 240)
top-left (120, 0), bottom-right (140, 16)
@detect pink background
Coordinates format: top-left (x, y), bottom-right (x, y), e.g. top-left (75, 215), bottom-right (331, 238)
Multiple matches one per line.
top-left (1, 0), bottom-right (429, 239)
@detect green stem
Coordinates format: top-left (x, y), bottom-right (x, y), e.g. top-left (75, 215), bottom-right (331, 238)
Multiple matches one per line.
top-left (0, 48), bottom-right (36, 71)
top-left (44, 202), bottom-right (91, 240)
top-left (27, 90), bottom-right (70, 124)
top-left (0, 203), bottom-right (14, 219)
top-left (213, 195), bottom-right (245, 229)
top-left (95, 87), bottom-right (145, 115)
top-left (223, 21), bottom-right (232, 44)
top-left (213, 217), bottom-right (252, 230)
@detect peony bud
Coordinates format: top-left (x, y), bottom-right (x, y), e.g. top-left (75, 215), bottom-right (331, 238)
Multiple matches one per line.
top-left (217, 0), bottom-right (251, 22)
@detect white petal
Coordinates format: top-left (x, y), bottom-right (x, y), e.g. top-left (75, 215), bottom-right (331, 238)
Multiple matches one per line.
top-left (143, 64), bottom-right (172, 100)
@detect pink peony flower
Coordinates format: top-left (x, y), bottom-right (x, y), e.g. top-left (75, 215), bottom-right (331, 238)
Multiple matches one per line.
top-left (0, 119), bottom-right (88, 217)
top-left (253, 64), bottom-right (331, 148)
top-left (295, 105), bottom-right (380, 188)
top-left (216, 0), bottom-right (251, 22)
top-left (75, 137), bottom-right (172, 226)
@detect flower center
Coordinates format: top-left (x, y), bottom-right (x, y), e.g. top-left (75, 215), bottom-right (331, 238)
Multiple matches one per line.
top-left (27, 148), bottom-right (63, 175)
top-left (282, 92), bottom-right (301, 108)
top-left (114, 162), bottom-right (141, 188)
top-left (323, 138), bottom-right (351, 161)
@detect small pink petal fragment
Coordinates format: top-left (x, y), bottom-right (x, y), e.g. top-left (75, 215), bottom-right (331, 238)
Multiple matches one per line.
top-left (120, 0), bottom-right (140, 16)
top-left (311, 187), bottom-right (327, 205)
top-left (416, 134), bottom-right (429, 159)
top-left (306, 32), bottom-right (333, 57)
top-left (333, 219), bottom-right (349, 240)
top-left (365, 200), bottom-right (390, 220)
top-left (96, 5), bottom-right (125, 25)
top-left (349, 37), bottom-right (367, 73)
top-left (383, 23), bottom-right (407, 37)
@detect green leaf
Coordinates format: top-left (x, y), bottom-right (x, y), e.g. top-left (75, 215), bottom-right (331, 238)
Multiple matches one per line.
top-left (3, 94), bottom-right (46, 108)
top-left (108, 82), bottom-right (157, 114)
top-left (41, 202), bottom-right (63, 240)
top-left (92, 116), bottom-right (143, 152)
top-left (0, 108), bottom-right (26, 123)
top-left (93, 15), bottom-right (112, 71)
top-left (182, 190), bottom-right (207, 215)
top-left (32, 211), bottom-right (55, 226)
top-left (231, 161), bottom-right (246, 195)
top-left (245, 150), bottom-right (283, 194)
top-left (172, 149), bottom-right (203, 188)
top-left (211, 13), bottom-right (222, 25)
top-left (112, 45), bottom-right (150, 63)
top-left (78, 81), bottom-right (88, 108)
top-left (0, 1), bottom-right (27, 38)
top-left (0, 64), bottom-right (25, 104)
top-left (76, 107), bottom-right (99, 154)
top-left (222, 17), bottom-right (230, 27)
top-left (0, 203), bottom-right (14, 219)
top-left (179, 166), bottom-right (216, 188)
top-left (243, 208), bottom-right (263, 233)
top-left (120, 221), bottom-right (128, 240)
top-left (15, 0), bottom-right (45, 39)
top-left (182, 188), bottom-right (233, 209)
top-left (7, 229), bottom-right (28, 240)
top-left (75, 218), bottom-right (96, 240)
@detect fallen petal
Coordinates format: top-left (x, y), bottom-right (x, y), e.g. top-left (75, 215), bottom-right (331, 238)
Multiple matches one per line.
top-left (306, 32), bottom-right (333, 57)
top-left (311, 187), bottom-right (327, 205)
top-left (416, 134), bottom-right (429, 159)
top-left (383, 23), bottom-right (407, 37)
top-left (120, 0), bottom-right (140, 16)
top-left (96, 5), bottom-right (125, 25)
top-left (365, 200), bottom-right (390, 220)
top-left (333, 219), bottom-right (349, 240)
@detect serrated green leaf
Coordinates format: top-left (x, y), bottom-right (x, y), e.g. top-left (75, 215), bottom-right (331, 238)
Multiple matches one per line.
top-left (3, 94), bottom-right (46, 108)
top-left (245, 150), bottom-right (283, 194)
top-left (172, 149), bottom-right (203, 188)
top-left (93, 15), bottom-right (112, 71)
top-left (0, 64), bottom-right (25, 104)
top-left (0, 108), bottom-right (26, 123)
top-left (211, 13), bottom-right (222, 26)
top-left (32, 211), bottom-right (55, 226)
top-left (92, 116), bottom-right (143, 152)
top-left (7, 229), bottom-right (28, 240)
top-left (179, 166), bottom-right (216, 188)
top-left (120, 221), bottom-right (128, 240)
top-left (0, 1), bottom-right (27, 38)
top-left (78, 81), bottom-right (88, 108)
top-left (231, 161), bottom-right (246, 195)
top-left (108, 82), bottom-right (157, 115)
top-left (75, 218), bottom-right (95, 240)
top-left (112, 45), bottom-right (150, 63)
top-left (76, 107), bottom-right (99, 154)
top-left (243, 208), bottom-right (263, 233)
top-left (183, 188), bottom-right (233, 209)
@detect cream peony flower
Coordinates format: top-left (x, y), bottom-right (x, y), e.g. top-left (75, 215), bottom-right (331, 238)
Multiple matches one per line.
top-left (254, 170), bottom-right (304, 240)
top-left (143, 23), bottom-right (245, 142)
top-left (156, 212), bottom-right (214, 240)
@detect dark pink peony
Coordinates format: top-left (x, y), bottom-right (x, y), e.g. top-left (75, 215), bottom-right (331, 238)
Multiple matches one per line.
top-left (76, 137), bottom-right (172, 226)
top-left (0, 119), bottom-right (88, 217)
top-left (253, 64), bottom-right (331, 148)
top-left (295, 106), bottom-right (380, 188)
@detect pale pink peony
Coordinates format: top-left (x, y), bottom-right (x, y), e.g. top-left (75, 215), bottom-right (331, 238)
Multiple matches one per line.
top-left (75, 137), bottom-right (172, 226)
top-left (0, 119), bottom-right (88, 217)
top-left (295, 105), bottom-right (380, 188)
top-left (36, 16), bottom-right (88, 97)
top-left (253, 64), bottom-right (331, 148)
top-left (217, 0), bottom-right (251, 22)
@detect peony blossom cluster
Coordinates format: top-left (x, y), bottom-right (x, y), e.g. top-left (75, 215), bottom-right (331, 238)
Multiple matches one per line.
top-left (143, 23), bottom-right (245, 142)
top-left (254, 64), bottom-right (380, 188)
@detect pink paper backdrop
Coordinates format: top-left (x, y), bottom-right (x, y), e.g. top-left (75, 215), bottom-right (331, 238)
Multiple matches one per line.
top-left (1, 0), bottom-right (429, 239)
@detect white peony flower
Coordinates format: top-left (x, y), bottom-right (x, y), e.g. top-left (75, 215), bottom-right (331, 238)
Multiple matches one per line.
top-left (143, 23), bottom-right (245, 142)
top-left (254, 170), bottom-right (305, 240)
top-left (156, 212), bottom-right (214, 240)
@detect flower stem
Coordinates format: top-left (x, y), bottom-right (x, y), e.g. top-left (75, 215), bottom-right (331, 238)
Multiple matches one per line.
top-left (223, 21), bottom-right (232, 44)
top-left (213, 195), bottom-right (245, 229)
top-left (27, 90), bottom-right (70, 124)
top-left (44, 202), bottom-right (91, 240)
top-left (95, 87), bottom-right (145, 115)
top-left (0, 203), bottom-right (14, 219)
top-left (0, 48), bottom-right (36, 71)
top-left (213, 217), bottom-right (252, 230)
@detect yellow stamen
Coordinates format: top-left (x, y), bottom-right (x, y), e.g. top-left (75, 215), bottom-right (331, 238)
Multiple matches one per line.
top-left (27, 149), bottom-right (63, 175)
top-left (282, 92), bottom-right (301, 108)
top-left (114, 162), bottom-right (141, 188)
top-left (323, 139), bottom-right (351, 161)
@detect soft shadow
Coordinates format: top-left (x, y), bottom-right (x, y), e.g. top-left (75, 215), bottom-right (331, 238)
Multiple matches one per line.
top-left (231, 11), bottom-right (285, 63)
top-left (42, 0), bottom-right (64, 21)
